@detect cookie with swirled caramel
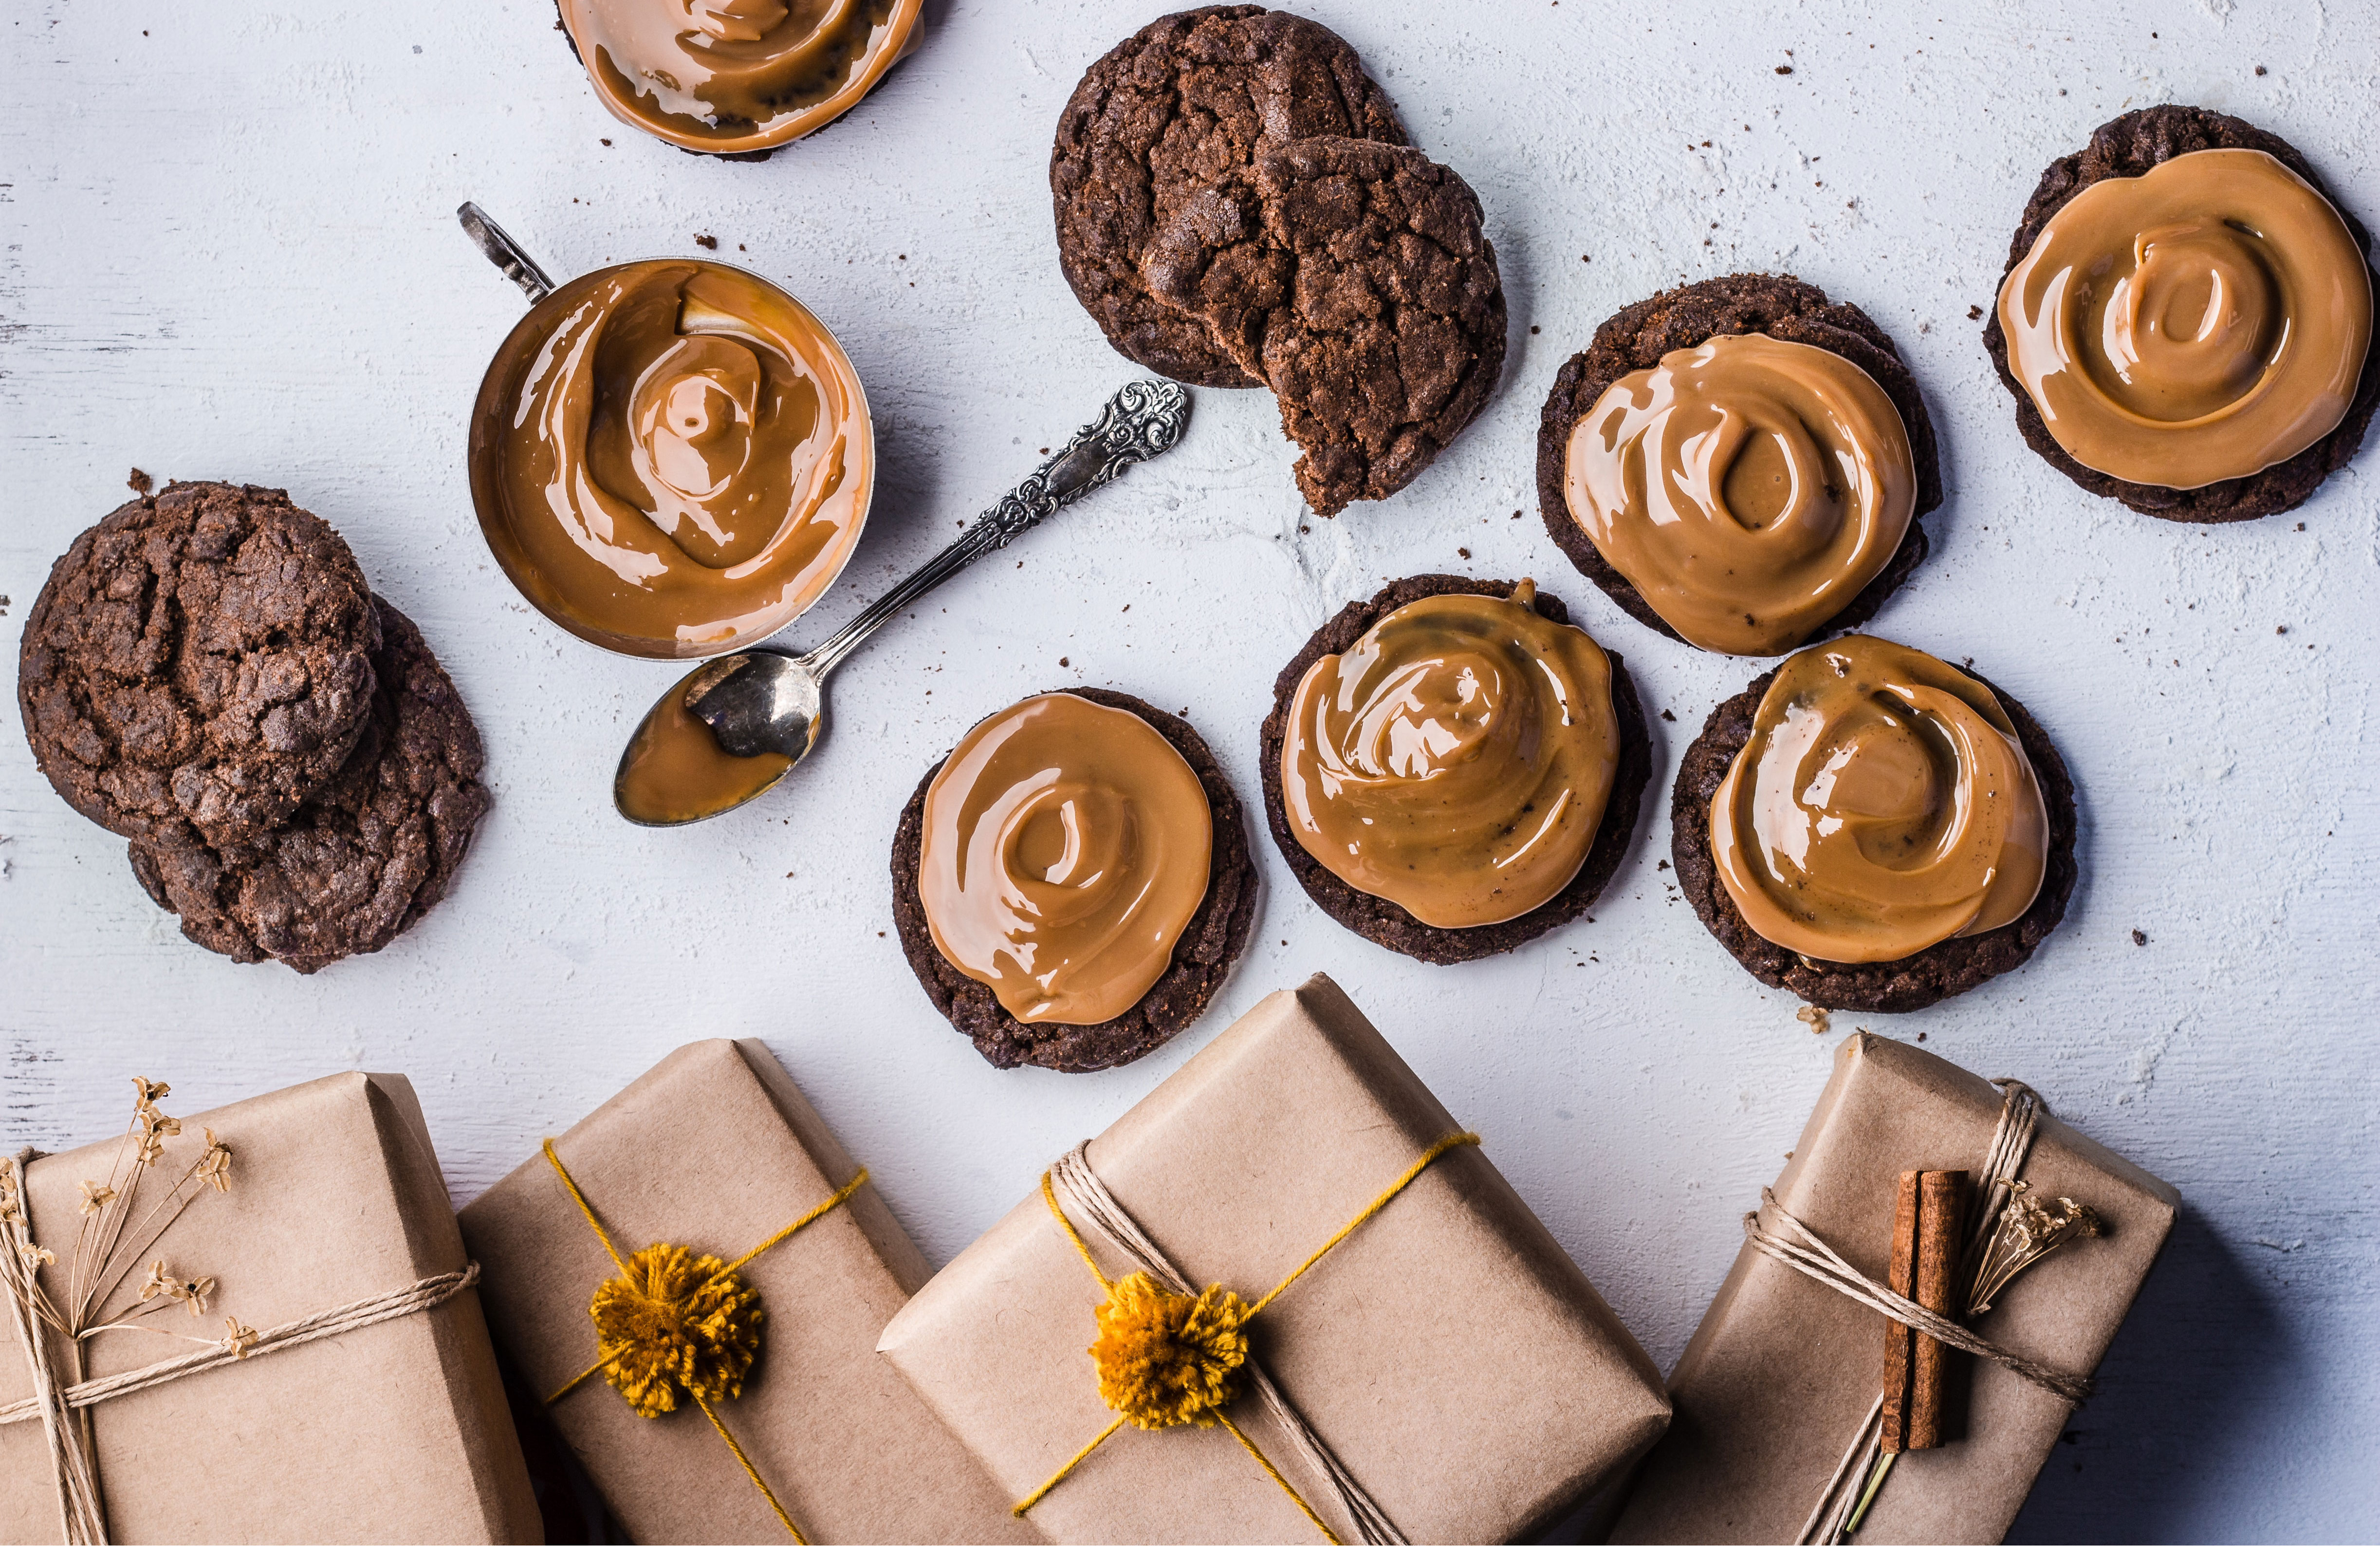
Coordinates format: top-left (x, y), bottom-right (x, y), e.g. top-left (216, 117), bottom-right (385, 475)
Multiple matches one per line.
top-left (889, 688), bottom-right (1257, 1072)
top-left (1257, 575), bottom-right (1649, 964)
top-left (1983, 104), bottom-right (2380, 522)
top-left (1536, 274), bottom-right (1939, 653)
top-left (1670, 640), bottom-right (2077, 1013)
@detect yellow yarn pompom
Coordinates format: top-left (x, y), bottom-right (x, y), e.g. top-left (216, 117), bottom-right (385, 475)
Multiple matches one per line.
top-left (589, 1243), bottom-right (764, 1418)
top-left (1089, 1271), bottom-right (1252, 1430)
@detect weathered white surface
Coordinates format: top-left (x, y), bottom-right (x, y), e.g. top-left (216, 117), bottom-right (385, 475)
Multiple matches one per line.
top-left (3, 0), bottom-right (2374, 1538)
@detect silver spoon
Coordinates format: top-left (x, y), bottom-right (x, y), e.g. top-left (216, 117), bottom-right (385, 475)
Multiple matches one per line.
top-left (614, 377), bottom-right (1192, 824)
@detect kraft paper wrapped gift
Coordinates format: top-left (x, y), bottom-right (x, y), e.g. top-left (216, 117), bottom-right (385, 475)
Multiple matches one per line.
top-left (0, 1072), bottom-right (541, 1545)
top-left (1607, 1032), bottom-right (2180, 1545)
top-left (877, 974), bottom-right (1671, 1545)
top-left (459, 1039), bottom-right (1035, 1545)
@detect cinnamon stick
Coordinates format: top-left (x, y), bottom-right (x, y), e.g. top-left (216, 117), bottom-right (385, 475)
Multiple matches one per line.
top-left (1908, 1170), bottom-right (1968, 1449)
top-left (1879, 1170), bottom-right (1920, 1453)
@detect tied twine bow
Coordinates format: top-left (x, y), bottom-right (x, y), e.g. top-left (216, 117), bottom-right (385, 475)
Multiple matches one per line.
top-left (538, 1139), bottom-right (867, 1545)
top-left (1015, 1131), bottom-right (1482, 1545)
top-left (1743, 1080), bottom-right (2107, 1544)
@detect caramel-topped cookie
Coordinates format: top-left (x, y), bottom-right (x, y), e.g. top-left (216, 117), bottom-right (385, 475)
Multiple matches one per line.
top-left (129, 600), bottom-right (490, 974)
top-left (1051, 4), bottom-right (1405, 388)
top-left (1538, 274), bottom-right (1938, 652)
top-left (1149, 135), bottom-right (1507, 516)
top-left (890, 688), bottom-right (1257, 1072)
top-left (18, 482), bottom-right (381, 849)
top-left (1672, 638), bottom-right (2077, 1013)
top-left (1984, 105), bottom-right (2380, 522)
top-left (1259, 575), bottom-right (1648, 964)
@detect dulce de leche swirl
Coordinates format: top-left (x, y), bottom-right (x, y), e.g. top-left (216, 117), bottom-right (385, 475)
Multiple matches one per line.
top-left (561, 0), bottom-right (923, 154)
top-left (1710, 636), bottom-right (2048, 965)
top-left (1998, 149), bottom-right (2373, 488)
top-left (1564, 334), bottom-right (1917, 656)
top-left (919, 694), bottom-right (1213, 1026)
top-left (469, 260), bottom-right (871, 659)
top-left (1281, 582), bottom-right (1620, 928)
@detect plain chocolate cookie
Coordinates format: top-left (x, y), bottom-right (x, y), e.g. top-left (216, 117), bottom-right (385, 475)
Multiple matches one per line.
top-left (18, 481), bottom-right (382, 850)
top-left (1051, 4), bottom-right (1406, 388)
top-left (1151, 135), bottom-right (1507, 516)
top-left (1535, 273), bottom-right (1939, 650)
top-left (1982, 104), bottom-right (2380, 522)
top-left (129, 599), bottom-right (490, 974)
top-left (1257, 576), bottom-right (1650, 965)
top-left (1670, 661), bottom-right (2077, 1013)
top-left (889, 688), bottom-right (1259, 1073)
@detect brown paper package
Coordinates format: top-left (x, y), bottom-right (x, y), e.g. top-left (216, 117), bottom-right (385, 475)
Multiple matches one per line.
top-left (0, 1072), bottom-right (543, 1545)
top-left (459, 1039), bottom-right (1037, 1545)
top-left (1608, 1032), bottom-right (2180, 1545)
top-left (878, 974), bottom-right (1672, 1545)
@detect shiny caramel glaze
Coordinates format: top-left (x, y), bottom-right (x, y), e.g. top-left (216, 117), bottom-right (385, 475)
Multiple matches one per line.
top-left (1710, 636), bottom-right (2048, 965)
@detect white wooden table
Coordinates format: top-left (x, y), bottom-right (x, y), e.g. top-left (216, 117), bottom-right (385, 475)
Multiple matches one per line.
top-left (5, 1), bottom-right (2374, 1538)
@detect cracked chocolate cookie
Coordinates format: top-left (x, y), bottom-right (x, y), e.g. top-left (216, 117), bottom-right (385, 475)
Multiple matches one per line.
top-left (1671, 655), bottom-right (2076, 1014)
top-left (890, 688), bottom-right (1258, 1073)
top-left (1051, 4), bottom-right (1406, 388)
top-left (1150, 135), bottom-right (1506, 515)
top-left (1258, 576), bottom-right (1649, 965)
top-left (128, 599), bottom-right (490, 974)
top-left (19, 482), bottom-right (381, 850)
top-left (1983, 105), bottom-right (2380, 522)
top-left (1536, 273), bottom-right (1937, 650)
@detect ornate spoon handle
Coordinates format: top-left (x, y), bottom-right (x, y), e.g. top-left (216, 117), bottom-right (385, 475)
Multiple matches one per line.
top-left (802, 380), bottom-right (1192, 676)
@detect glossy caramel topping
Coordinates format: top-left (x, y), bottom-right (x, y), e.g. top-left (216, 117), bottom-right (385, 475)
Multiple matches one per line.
top-left (1998, 149), bottom-right (2372, 489)
top-left (919, 694), bottom-right (1213, 1026)
top-left (561, 0), bottom-right (923, 154)
top-left (469, 260), bottom-right (871, 659)
top-left (1280, 583), bottom-right (1620, 928)
top-left (1710, 636), bottom-right (2048, 965)
top-left (615, 680), bottom-right (790, 825)
top-left (1563, 334), bottom-right (1918, 656)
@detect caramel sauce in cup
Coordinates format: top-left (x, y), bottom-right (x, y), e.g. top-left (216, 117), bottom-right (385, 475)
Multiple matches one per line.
top-left (468, 259), bottom-right (872, 660)
top-left (561, 0), bottom-right (925, 155)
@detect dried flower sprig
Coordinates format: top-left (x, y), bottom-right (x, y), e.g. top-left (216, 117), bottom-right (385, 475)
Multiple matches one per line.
top-left (1968, 1182), bottom-right (2104, 1315)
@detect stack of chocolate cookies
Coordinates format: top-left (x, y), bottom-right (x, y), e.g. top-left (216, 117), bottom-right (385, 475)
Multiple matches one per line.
top-left (17, 481), bottom-right (489, 972)
top-left (1052, 5), bottom-right (1506, 516)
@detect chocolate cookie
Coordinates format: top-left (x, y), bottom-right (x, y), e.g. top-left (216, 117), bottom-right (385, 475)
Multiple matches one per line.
top-left (889, 689), bottom-right (1258, 1072)
top-left (129, 599), bottom-right (490, 974)
top-left (1152, 135), bottom-right (1506, 515)
top-left (1670, 663), bottom-right (2077, 1013)
top-left (1257, 576), bottom-right (1650, 964)
top-left (1535, 273), bottom-right (1938, 648)
top-left (18, 481), bottom-right (381, 850)
top-left (1982, 104), bottom-right (2380, 522)
top-left (1050, 4), bottom-right (1406, 387)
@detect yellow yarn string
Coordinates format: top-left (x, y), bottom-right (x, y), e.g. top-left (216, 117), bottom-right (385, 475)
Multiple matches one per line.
top-left (698, 1394), bottom-right (808, 1546)
top-left (1247, 1132), bottom-right (1478, 1317)
top-left (537, 1138), bottom-right (868, 1542)
top-left (1015, 1130), bottom-right (1482, 1538)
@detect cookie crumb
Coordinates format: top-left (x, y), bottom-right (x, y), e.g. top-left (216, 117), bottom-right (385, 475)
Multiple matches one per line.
top-left (2255, 64), bottom-right (2267, 75)
top-left (1796, 1005), bottom-right (1829, 1033)
top-left (1656, 859), bottom-right (1669, 871)
top-left (1661, 708), bottom-right (1675, 721)
top-left (2276, 625), bottom-right (2288, 634)
top-left (1458, 547), bottom-right (1471, 559)
top-left (1530, 324), bottom-right (1541, 335)
top-left (2132, 928), bottom-right (2148, 947)
top-left (1967, 304), bottom-right (1983, 320)
top-left (1059, 656), bottom-right (1070, 668)
top-left (127, 468), bottom-right (154, 495)
top-left (694, 233), bottom-right (718, 250)
top-left (600, 137), bottom-right (612, 146)
top-left (1774, 64), bottom-right (1793, 75)
top-left (1916, 1031), bottom-right (1927, 1042)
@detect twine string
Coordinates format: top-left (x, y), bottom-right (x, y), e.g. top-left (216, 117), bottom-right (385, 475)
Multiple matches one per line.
top-left (1017, 1134), bottom-right (1482, 1544)
top-left (537, 1137), bottom-right (869, 1547)
top-left (1764, 1080), bottom-right (2088, 1546)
